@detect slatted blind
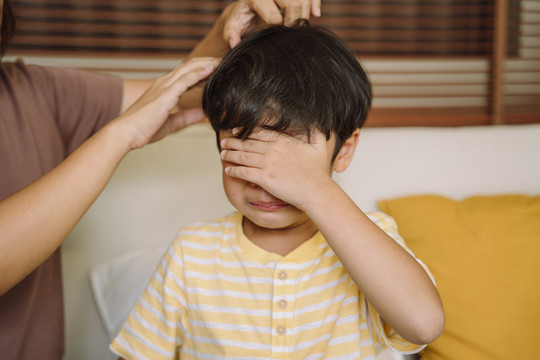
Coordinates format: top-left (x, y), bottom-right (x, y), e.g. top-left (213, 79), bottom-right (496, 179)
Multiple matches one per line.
top-left (5, 0), bottom-right (539, 126)
top-left (9, 0), bottom-right (513, 57)
top-left (314, 0), bottom-right (500, 56)
top-left (503, 0), bottom-right (540, 124)
top-left (9, 0), bottom-right (225, 55)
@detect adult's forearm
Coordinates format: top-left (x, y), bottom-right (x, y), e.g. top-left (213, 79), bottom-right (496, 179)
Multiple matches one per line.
top-left (0, 57), bottom-right (216, 296)
top-left (187, 3), bottom-right (234, 60)
top-left (119, 7), bottom-right (229, 115)
top-left (0, 122), bottom-right (130, 296)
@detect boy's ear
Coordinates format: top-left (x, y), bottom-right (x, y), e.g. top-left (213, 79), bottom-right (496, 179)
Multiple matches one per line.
top-left (332, 129), bottom-right (360, 173)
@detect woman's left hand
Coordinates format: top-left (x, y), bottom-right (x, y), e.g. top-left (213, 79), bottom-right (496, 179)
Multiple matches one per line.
top-left (116, 57), bottom-right (219, 150)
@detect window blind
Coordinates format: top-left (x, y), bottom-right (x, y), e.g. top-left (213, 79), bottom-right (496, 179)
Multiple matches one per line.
top-left (6, 0), bottom-right (539, 126)
top-left (503, 0), bottom-right (539, 124)
top-left (9, 0), bottom-right (512, 57)
top-left (8, 0), bottom-right (224, 54)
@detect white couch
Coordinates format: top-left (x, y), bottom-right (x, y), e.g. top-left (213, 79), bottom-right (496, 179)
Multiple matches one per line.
top-left (62, 123), bottom-right (540, 360)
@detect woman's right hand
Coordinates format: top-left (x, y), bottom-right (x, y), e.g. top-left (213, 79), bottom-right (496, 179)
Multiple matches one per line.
top-left (224, 0), bottom-right (322, 48)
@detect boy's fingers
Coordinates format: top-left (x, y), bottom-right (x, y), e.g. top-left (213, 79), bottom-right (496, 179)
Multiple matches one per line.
top-left (221, 149), bottom-right (264, 168)
top-left (239, 127), bottom-right (283, 142)
top-left (220, 137), bottom-right (266, 154)
top-left (224, 165), bottom-right (261, 185)
top-left (227, 127), bottom-right (327, 152)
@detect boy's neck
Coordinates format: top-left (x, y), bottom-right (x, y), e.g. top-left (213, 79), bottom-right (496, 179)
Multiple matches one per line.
top-left (242, 216), bottom-right (319, 257)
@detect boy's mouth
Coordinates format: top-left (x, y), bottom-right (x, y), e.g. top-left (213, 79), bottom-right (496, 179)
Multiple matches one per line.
top-left (249, 201), bottom-right (289, 211)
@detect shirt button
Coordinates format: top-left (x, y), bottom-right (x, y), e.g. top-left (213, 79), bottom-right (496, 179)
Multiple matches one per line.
top-left (277, 299), bottom-right (288, 309)
top-left (276, 325), bottom-right (286, 335)
top-left (278, 271), bottom-right (288, 280)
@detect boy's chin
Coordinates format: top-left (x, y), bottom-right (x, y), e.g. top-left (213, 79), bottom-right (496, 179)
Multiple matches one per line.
top-left (245, 214), bottom-right (292, 230)
top-left (242, 210), bottom-right (310, 232)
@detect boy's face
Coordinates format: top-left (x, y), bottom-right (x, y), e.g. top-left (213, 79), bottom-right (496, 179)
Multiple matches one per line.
top-left (219, 129), bottom-right (338, 235)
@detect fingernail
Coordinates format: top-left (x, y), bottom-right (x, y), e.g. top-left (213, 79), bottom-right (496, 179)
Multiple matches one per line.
top-left (232, 127), bottom-right (240, 135)
top-left (220, 150), bottom-right (226, 158)
top-left (224, 167), bottom-right (230, 174)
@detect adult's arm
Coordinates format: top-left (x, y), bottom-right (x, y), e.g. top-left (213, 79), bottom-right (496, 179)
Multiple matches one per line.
top-left (0, 0), bottom-right (322, 296)
top-left (0, 58), bottom-right (218, 296)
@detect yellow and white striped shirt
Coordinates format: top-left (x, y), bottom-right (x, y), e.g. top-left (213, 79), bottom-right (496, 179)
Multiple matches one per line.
top-left (110, 211), bottom-right (427, 359)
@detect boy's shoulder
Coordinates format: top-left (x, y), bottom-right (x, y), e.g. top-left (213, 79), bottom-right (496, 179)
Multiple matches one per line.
top-left (168, 212), bottom-right (243, 260)
top-left (172, 212), bottom-right (242, 245)
top-left (365, 211), bottom-right (405, 246)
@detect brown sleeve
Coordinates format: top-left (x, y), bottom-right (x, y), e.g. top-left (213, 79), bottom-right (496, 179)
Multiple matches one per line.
top-left (24, 61), bottom-right (123, 154)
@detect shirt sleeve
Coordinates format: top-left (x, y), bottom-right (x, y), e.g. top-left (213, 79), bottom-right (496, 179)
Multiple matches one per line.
top-left (364, 211), bottom-right (434, 355)
top-left (24, 61), bottom-right (123, 155)
top-left (110, 240), bottom-right (187, 360)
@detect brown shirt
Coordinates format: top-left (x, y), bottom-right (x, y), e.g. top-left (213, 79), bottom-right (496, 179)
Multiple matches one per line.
top-left (0, 60), bottom-right (122, 360)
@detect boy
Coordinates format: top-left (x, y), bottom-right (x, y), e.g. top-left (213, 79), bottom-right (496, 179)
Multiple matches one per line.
top-left (110, 21), bottom-right (444, 359)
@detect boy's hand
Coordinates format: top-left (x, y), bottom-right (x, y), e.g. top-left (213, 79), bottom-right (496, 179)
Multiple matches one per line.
top-left (220, 128), bottom-right (334, 210)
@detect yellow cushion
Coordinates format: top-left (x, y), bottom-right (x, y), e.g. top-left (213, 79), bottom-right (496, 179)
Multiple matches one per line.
top-left (378, 195), bottom-right (540, 360)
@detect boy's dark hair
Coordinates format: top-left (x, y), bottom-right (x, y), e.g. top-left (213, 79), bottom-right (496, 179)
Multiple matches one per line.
top-left (1, 0), bottom-right (16, 57)
top-left (202, 19), bottom-right (372, 160)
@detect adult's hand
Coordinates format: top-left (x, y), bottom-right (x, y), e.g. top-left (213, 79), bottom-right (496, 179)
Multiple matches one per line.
top-left (188, 0), bottom-right (322, 60)
top-left (116, 57), bottom-right (219, 150)
top-left (224, 0), bottom-right (322, 48)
